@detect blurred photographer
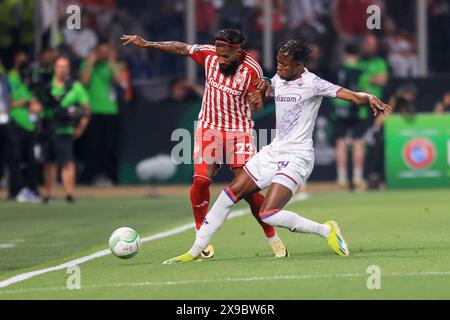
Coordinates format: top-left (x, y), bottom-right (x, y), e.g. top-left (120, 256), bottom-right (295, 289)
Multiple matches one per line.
top-left (365, 92), bottom-right (415, 190)
top-left (332, 44), bottom-right (367, 190)
top-left (42, 56), bottom-right (90, 203)
top-left (29, 48), bottom-right (59, 115)
top-left (80, 43), bottom-right (124, 187)
top-left (8, 51), bottom-right (42, 202)
top-left (434, 92), bottom-right (450, 114)
top-left (387, 83), bottom-right (418, 114)
top-left (0, 58), bottom-right (12, 194)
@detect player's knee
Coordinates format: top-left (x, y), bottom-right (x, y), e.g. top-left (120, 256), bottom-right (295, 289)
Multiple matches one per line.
top-left (205, 163), bottom-right (220, 178)
top-left (192, 176), bottom-right (212, 190)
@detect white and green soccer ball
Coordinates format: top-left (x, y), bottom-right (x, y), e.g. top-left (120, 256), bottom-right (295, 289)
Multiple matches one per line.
top-left (109, 227), bottom-right (141, 259)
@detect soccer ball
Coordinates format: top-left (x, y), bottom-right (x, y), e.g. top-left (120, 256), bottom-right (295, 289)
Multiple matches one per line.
top-left (109, 227), bottom-right (141, 259)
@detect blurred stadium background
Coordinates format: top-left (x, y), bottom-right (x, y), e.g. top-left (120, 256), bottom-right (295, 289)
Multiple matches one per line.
top-left (0, 0), bottom-right (450, 300)
top-left (0, 0), bottom-right (449, 200)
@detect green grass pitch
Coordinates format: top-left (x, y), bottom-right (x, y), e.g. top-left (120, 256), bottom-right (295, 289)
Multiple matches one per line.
top-left (0, 189), bottom-right (449, 299)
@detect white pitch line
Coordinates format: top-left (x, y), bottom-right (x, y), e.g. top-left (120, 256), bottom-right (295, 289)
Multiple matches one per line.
top-left (0, 207), bottom-right (253, 289)
top-left (0, 244), bottom-right (16, 249)
top-left (1, 271), bottom-right (450, 295)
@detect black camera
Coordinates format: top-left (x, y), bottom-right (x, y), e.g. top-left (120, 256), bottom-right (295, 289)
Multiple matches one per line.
top-left (54, 103), bottom-right (85, 127)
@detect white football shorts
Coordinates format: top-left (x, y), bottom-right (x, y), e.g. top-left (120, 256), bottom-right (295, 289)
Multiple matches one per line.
top-left (243, 145), bottom-right (314, 195)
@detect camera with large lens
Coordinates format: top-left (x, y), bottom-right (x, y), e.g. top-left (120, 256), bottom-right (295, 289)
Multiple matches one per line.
top-left (29, 63), bottom-right (54, 109)
top-left (54, 102), bottom-right (84, 127)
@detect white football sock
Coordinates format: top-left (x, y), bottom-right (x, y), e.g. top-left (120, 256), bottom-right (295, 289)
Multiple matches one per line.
top-left (262, 210), bottom-right (331, 238)
top-left (353, 168), bottom-right (363, 182)
top-left (188, 190), bottom-right (236, 257)
top-left (337, 168), bottom-right (347, 183)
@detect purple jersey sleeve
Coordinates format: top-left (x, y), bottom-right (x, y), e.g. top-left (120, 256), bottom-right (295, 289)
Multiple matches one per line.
top-left (268, 75), bottom-right (278, 97)
top-left (312, 76), bottom-right (342, 98)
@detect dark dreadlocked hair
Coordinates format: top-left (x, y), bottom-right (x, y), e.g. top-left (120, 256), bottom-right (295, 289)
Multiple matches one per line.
top-left (277, 39), bottom-right (312, 64)
top-left (215, 29), bottom-right (246, 48)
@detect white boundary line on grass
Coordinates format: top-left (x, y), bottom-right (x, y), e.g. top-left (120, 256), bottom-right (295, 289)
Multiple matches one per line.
top-left (0, 205), bottom-right (259, 289)
top-left (0, 244), bottom-right (16, 249)
top-left (1, 271), bottom-right (450, 295)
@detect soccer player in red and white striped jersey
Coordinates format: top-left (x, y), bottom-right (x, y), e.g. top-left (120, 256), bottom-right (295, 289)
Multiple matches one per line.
top-left (189, 42), bottom-right (261, 133)
top-left (121, 29), bottom-right (288, 259)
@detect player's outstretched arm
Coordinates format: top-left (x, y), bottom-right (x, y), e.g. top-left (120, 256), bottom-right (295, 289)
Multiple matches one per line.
top-left (336, 88), bottom-right (393, 117)
top-left (120, 35), bottom-right (191, 56)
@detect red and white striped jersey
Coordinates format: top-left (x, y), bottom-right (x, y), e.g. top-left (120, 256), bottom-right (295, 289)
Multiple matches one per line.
top-left (188, 44), bottom-right (263, 133)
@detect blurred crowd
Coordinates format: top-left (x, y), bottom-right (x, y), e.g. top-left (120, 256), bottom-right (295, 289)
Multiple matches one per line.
top-left (0, 0), bottom-right (450, 202)
top-left (0, 42), bottom-right (133, 203)
top-left (3, 0), bottom-right (449, 77)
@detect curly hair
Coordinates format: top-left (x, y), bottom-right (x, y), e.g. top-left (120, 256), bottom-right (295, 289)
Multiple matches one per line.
top-left (277, 39), bottom-right (312, 64)
top-left (215, 29), bottom-right (246, 47)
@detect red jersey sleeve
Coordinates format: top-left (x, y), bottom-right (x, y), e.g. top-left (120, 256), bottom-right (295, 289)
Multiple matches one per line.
top-left (243, 53), bottom-right (264, 94)
top-left (247, 69), bottom-right (259, 94)
top-left (188, 44), bottom-right (216, 67)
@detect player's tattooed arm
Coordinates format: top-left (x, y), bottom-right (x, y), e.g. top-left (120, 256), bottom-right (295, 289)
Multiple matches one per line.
top-left (120, 35), bottom-right (190, 56)
top-left (336, 88), bottom-right (393, 117)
